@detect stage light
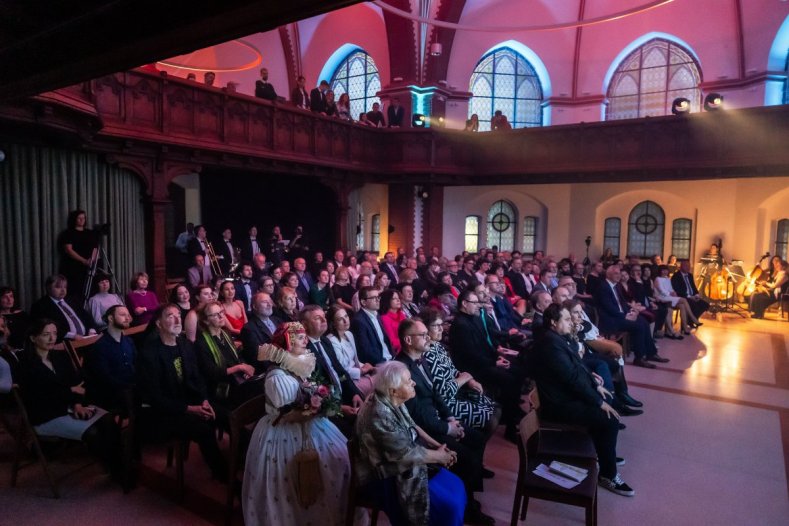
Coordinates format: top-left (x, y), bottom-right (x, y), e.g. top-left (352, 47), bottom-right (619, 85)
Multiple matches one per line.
top-left (413, 113), bottom-right (426, 127)
top-left (704, 93), bottom-right (723, 111)
top-left (671, 97), bottom-right (691, 115)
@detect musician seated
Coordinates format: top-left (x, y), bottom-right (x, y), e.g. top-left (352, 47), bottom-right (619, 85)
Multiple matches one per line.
top-left (750, 257), bottom-right (788, 319)
top-left (670, 260), bottom-right (709, 320)
top-left (186, 254), bottom-right (213, 291)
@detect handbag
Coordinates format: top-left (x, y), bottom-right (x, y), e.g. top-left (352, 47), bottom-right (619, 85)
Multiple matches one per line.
top-left (290, 422), bottom-right (324, 508)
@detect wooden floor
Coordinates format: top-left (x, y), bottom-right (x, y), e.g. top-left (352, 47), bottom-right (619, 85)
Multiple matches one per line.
top-left (1, 309), bottom-right (788, 525)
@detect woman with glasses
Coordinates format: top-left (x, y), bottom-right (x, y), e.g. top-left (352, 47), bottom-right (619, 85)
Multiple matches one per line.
top-left (194, 301), bottom-right (256, 423)
top-left (420, 308), bottom-right (499, 437)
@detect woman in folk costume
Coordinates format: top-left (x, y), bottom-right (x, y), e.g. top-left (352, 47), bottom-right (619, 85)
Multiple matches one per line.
top-left (242, 322), bottom-right (350, 526)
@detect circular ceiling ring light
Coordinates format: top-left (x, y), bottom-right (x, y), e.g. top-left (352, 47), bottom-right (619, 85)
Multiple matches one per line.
top-left (157, 39), bottom-right (262, 72)
top-left (372, 0), bottom-right (675, 33)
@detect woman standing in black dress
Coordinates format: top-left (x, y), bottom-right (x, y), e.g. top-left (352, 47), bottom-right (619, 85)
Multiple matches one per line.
top-left (58, 210), bottom-right (98, 302)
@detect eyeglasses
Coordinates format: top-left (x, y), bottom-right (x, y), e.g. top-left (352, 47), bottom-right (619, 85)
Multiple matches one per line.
top-left (207, 310), bottom-right (225, 318)
top-left (407, 332), bottom-right (429, 339)
top-left (429, 323), bottom-right (443, 328)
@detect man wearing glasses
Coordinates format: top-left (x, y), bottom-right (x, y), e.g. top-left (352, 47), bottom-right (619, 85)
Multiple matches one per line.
top-left (449, 289), bottom-right (525, 443)
top-left (395, 318), bottom-right (494, 526)
top-left (350, 286), bottom-right (394, 365)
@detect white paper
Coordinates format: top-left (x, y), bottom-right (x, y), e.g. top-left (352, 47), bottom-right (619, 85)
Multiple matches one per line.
top-left (533, 464), bottom-right (582, 489)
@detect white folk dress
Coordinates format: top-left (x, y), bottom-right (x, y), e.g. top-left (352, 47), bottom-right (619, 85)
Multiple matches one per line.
top-left (242, 367), bottom-right (350, 526)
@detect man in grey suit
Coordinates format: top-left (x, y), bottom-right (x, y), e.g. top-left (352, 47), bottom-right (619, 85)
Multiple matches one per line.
top-left (186, 254), bottom-right (213, 291)
top-left (240, 292), bottom-right (282, 373)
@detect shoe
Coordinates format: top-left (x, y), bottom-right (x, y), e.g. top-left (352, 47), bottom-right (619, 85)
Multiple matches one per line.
top-left (616, 457), bottom-right (626, 466)
top-left (618, 422), bottom-right (627, 430)
top-left (620, 393), bottom-right (643, 408)
top-left (598, 473), bottom-right (635, 497)
top-left (665, 333), bottom-right (683, 340)
top-left (653, 332), bottom-right (664, 339)
top-left (692, 322), bottom-right (703, 328)
top-left (464, 507), bottom-right (496, 525)
top-left (617, 405), bottom-right (644, 417)
top-left (646, 354), bottom-right (670, 363)
top-left (683, 329), bottom-right (692, 335)
top-left (632, 358), bottom-right (656, 369)
top-left (481, 467), bottom-right (495, 479)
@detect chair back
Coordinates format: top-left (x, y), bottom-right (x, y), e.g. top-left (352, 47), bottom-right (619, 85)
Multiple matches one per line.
top-left (63, 334), bottom-right (102, 370)
top-left (225, 393), bottom-right (268, 525)
top-left (123, 322), bottom-right (149, 350)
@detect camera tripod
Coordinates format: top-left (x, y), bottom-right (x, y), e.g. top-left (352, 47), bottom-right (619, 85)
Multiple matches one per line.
top-left (82, 241), bottom-right (123, 309)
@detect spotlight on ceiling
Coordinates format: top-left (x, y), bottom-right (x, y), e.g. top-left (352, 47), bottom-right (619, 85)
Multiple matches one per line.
top-left (703, 93), bottom-right (724, 112)
top-left (429, 43), bottom-right (442, 56)
top-left (412, 113), bottom-right (427, 128)
top-left (671, 97), bottom-right (691, 115)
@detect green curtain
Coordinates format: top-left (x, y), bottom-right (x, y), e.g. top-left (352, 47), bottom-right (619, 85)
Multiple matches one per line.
top-left (0, 143), bottom-right (146, 309)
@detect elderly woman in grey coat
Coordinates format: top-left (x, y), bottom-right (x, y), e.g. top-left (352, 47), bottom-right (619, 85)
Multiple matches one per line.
top-left (354, 361), bottom-right (466, 526)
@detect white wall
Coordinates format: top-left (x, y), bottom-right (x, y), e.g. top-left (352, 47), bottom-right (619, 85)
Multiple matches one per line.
top-left (353, 183), bottom-right (389, 253)
top-left (443, 176), bottom-right (789, 268)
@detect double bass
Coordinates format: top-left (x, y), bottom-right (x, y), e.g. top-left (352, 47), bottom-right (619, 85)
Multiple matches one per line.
top-left (736, 252), bottom-right (770, 301)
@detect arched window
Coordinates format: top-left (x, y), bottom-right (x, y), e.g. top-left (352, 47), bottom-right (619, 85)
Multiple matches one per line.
top-left (522, 216), bottom-right (538, 255)
top-left (776, 219), bottom-right (789, 260)
top-left (487, 200), bottom-right (516, 252)
top-left (671, 218), bottom-right (693, 259)
top-left (355, 204), bottom-right (365, 251)
top-left (465, 215), bottom-right (480, 253)
top-left (371, 214), bottom-right (381, 253)
top-left (468, 47), bottom-right (543, 131)
top-left (606, 38), bottom-right (701, 120)
top-left (330, 50), bottom-right (381, 120)
top-left (628, 201), bottom-right (665, 258)
top-left (603, 218), bottom-right (621, 257)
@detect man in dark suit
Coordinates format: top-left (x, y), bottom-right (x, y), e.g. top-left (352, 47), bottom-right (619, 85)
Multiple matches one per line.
top-left (350, 286), bottom-right (394, 365)
top-left (310, 80), bottom-right (329, 114)
top-left (214, 227), bottom-right (236, 276)
top-left (532, 268), bottom-right (553, 294)
top-left (506, 257), bottom-right (530, 298)
top-left (292, 257), bottom-right (313, 305)
top-left (485, 274), bottom-right (525, 332)
top-left (291, 75), bottom-right (310, 109)
top-left (448, 289), bottom-right (523, 442)
top-left (395, 318), bottom-right (493, 524)
top-left (456, 256), bottom-right (477, 290)
top-left (239, 225), bottom-right (262, 263)
top-left (300, 306), bottom-right (362, 436)
top-left (671, 259), bottom-right (710, 319)
top-left (240, 292), bottom-right (281, 373)
top-left (250, 253), bottom-right (270, 284)
top-left (387, 97), bottom-right (405, 128)
top-left (380, 251), bottom-right (400, 286)
top-left (594, 264), bottom-right (667, 368)
top-left (531, 303), bottom-right (632, 496)
top-left (30, 274), bottom-right (96, 342)
top-left (234, 263), bottom-right (258, 314)
top-left (254, 67), bottom-right (277, 101)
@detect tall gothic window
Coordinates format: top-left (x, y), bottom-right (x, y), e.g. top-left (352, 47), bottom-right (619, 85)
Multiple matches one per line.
top-left (603, 218), bottom-right (621, 257)
top-left (330, 50), bottom-right (381, 120)
top-left (628, 201), bottom-right (665, 258)
top-left (371, 214), bottom-right (381, 253)
top-left (468, 47), bottom-right (543, 131)
top-left (606, 38), bottom-right (702, 120)
top-left (486, 200), bottom-right (516, 252)
top-left (465, 216), bottom-right (480, 253)
top-left (671, 218), bottom-right (693, 259)
top-left (522, 216), bottom-right (538, 255)
top-left (776, 219), bottom-right (789, 261)
top-left (356, 206), bottom-right (365, 251)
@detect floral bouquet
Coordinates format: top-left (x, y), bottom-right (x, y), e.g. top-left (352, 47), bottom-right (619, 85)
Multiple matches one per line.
top-left (273, 370), bottom-right (341, 425)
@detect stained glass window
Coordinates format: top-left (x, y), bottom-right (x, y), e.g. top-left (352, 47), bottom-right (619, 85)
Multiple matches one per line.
top-left (776, 219), bottom-right (789, 261)
top-left (523, 217), bottom-right (538, 255)
top-left (628, 201), bottom-right (665, 258)
top-left (671, 218), bottom-right (693, 259)
top-left (371, 214), bottom-right (381, 253)
top-left (468, 48), bottom-right (543, 131)
top-left (330, 50), bottom-right (381, 120)
top-left (604, 218), bottom-right (621, 257)
top-left (487, 200), bottom-right (516, 252)
top-left (606, 39), bottom-right (702, 120)
top-left (465, 216), bottom-right (480, 253)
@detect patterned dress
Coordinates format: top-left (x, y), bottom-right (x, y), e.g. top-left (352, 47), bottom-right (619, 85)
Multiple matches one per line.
top-left (242, 368), bottom-right (350, 526)
top-left (422, 341), bottom-right (497, 430)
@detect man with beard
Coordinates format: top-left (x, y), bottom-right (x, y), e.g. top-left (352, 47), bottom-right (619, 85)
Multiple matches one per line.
top-left (84, 305), bottom-right (135, 411)
top-left (240, 292), bottom-right (282, 373)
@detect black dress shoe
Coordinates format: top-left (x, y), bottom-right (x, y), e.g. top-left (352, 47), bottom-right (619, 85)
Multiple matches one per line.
top-left (481, 467), bottom-right (495, 479)
top-left (632, 357), bottom-right (656, 369)
top-left (617, 405), bottom-right (644, 417)
top-left (646, 354), bottom-right (670, 363)
top-left (692, 322), bottom-right (703, 328)
top-left (620, 393), bottom-right (643, 408)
